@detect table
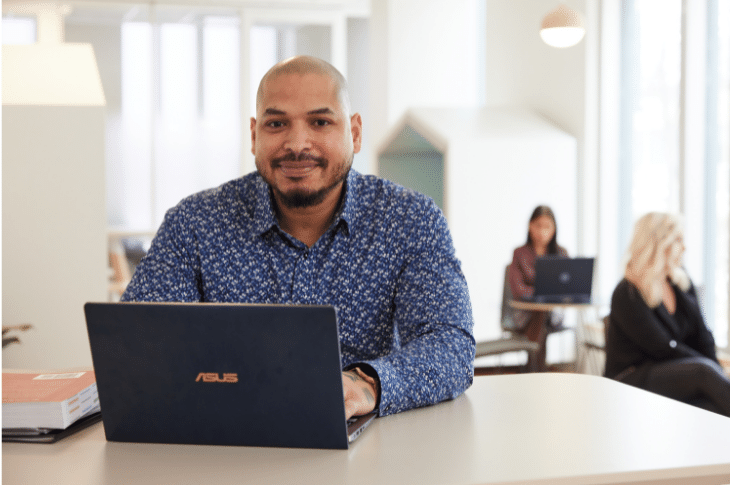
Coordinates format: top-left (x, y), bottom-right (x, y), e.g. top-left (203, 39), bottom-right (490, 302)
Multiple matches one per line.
top-left (510, 300), bottom-right (599, 372)
top-left (4, 373), bottom-right (730, 485)
top-left (509, 299), bottom-right (595, 312)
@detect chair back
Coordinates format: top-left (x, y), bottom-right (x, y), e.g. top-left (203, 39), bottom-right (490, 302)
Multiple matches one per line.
top-left (500, 265), bottom-right (518, 332)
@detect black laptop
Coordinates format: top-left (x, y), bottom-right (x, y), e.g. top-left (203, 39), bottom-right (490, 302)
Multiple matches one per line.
top-left (532, 257), bottom-right (595, 304)
top-left (84, 302), bottom-right (375, 450)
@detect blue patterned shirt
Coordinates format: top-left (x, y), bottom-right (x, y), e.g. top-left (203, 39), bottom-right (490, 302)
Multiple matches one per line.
top-left (122, 170), bottom-right (475, 416)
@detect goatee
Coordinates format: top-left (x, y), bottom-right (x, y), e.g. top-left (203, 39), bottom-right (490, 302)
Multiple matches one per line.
top-left (258, 154), bottom-right (353, 209)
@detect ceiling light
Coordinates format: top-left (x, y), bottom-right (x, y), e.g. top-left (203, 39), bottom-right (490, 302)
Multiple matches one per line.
top-left (540, 4), bottom-right (586, 48)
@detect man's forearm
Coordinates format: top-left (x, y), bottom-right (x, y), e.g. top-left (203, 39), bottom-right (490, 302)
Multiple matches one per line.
top-left (359, 325), bottom-right (475, 416)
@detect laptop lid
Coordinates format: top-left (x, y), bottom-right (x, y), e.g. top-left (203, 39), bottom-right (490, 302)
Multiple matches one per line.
top-left (84, 302), bottom-right (371, 450)
top-left (533, 257), bottom-right (595, 304)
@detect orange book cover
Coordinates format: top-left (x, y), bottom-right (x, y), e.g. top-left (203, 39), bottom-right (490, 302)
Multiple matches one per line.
top-left (2, 372), bottom-right (96, 404)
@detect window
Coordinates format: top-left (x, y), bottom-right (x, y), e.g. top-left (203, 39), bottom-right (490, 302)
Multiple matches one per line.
top-left (625, 0), bottom-right (682, 220)
top-left (610, 0), bottom-right (730, 347)
top-left (710, 0), bottom-right (729, 346)
top-left (2, 16), bottom-right (35, 44)
top-left (111, 11), bottom-right (242, 231)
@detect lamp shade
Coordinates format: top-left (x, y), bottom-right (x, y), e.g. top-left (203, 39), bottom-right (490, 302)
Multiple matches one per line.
top-left (540, 4), bottom-right (586, 48)
top-left (2, 43), bottom-right (106, 106)
top-left (2, 3), bottom-right (106, 106)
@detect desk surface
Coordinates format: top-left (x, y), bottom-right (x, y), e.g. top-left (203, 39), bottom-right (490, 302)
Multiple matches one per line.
top-left (509, 299), bottom-right (596, 312)
top-left (4, 373), bottom-right (730, 485)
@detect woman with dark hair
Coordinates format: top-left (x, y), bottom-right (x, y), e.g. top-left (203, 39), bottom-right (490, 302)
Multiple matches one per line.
top-left (605, 212), bottom-right (730, 417)
top-left (508, 205), bottom-right (568, 371)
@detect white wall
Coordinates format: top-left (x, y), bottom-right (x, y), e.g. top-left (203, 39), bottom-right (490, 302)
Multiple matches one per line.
top-left (368, 0), bottom-right (482, 172)
top-left (485, 1), bottom-right (587, 135)
top-left (2, 106), bottom-right (108, 369)
top-left (484, 0), bottom-right (602, 292)
top-left (485, 0), bottom-right (596, 237)
top-left (446, 114), bottom-right (578, 343)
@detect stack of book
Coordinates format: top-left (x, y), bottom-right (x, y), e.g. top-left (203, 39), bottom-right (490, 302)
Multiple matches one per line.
top-left (2, 371), bottom-right (101, 443)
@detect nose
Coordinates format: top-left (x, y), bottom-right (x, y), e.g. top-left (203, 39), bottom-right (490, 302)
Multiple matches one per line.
top-left (283, 121), bottom-right (312, 154)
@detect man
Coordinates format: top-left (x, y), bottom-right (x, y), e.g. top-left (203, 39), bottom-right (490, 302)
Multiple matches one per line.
top-left (122, 55), bottom-right (475, 419)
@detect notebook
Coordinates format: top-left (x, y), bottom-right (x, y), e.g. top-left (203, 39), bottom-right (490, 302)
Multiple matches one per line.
top-left (532, 257), bottom-right (595, 304)
top-left (83, 302), bottom-right (375, 450)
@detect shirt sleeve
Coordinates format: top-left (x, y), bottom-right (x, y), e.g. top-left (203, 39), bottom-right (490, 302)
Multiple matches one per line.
top-left (121, 204), bottom-right (203, 303)
top-left (355, 199), bottom-right (475, 416)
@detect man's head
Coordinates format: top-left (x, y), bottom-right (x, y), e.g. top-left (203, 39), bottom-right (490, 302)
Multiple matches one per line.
top-left (251, 56), bottom-right (362, 209)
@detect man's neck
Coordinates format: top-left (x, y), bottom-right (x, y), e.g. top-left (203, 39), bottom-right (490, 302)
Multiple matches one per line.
top-left (274, 183), bottom-right (344, 248)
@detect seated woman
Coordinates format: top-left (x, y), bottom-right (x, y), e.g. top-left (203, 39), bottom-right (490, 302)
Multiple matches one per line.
top-left (509, 205), bottom-right (568, 371)
top-left (605, 212), bottom-right (730, 417)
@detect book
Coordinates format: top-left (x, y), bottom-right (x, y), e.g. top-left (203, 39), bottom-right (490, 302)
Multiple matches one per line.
top-left (2, 371), bottom-right (100, 430)
top-left (2, 411), bottom-right (102, 443)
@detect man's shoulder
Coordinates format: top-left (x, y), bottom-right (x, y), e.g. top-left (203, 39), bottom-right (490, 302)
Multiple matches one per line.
top-left (170, 173), bottom-right (261, 214)
top-left (349, 172), bottom-right (439, 215)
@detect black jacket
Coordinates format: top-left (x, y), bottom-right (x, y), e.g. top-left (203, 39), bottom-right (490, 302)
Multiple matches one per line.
top-left (604, 278), bottom-right (718, 387)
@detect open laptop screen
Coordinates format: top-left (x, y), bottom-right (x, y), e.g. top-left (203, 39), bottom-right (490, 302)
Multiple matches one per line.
top-left (85, 302), bottom-right (362, 449)
top-left (533, 257), bottom-right (594, 304)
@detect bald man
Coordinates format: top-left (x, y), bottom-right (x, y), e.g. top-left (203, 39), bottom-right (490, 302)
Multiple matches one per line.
top-left (122, 56), bottom-right (475, 420)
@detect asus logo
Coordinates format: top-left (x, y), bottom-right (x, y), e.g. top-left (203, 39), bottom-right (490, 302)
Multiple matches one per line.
top-left (195, 372), bottom-right (239, 383)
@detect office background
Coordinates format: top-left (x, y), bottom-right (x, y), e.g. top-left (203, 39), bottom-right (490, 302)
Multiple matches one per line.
top-left (2, 0), bottom-right (728, 371)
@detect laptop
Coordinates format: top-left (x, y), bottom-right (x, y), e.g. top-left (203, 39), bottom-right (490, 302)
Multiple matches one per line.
top-left (83, 302), bottom-right (376, 450)
top-left (532, 257), bottom-right (595, 304)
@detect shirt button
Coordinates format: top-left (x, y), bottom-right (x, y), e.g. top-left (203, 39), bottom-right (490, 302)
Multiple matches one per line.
top-left (669, 340), bottom-right (677, 348)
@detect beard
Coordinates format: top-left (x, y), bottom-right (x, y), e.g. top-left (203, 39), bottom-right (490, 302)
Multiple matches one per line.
top-left (259, 152), bottom-right (353, 209)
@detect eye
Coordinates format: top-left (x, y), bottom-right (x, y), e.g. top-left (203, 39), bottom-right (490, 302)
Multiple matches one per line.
top-left (313, 119), bottom-right (330, 127)
top-left (266, 120), bottom-right (285, 129)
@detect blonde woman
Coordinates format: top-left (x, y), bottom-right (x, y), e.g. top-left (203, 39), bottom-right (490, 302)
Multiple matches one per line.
top-left (604, 212), bottom-right (730, 417)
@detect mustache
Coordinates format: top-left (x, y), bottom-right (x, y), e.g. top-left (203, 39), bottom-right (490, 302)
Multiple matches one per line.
top-left (272, 152), bottom-right (326, 166)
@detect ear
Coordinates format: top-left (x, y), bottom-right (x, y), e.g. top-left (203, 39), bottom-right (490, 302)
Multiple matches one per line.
top-left (350, 113), bottom-right (362, 154)
top-left (250, 117), bottom-right (257, 155)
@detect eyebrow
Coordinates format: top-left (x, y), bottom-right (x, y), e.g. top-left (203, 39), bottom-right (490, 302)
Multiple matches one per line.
top-left (262, 107), bottom-right (335, 116)
top-left (307, 108), bottom-right (335, 115)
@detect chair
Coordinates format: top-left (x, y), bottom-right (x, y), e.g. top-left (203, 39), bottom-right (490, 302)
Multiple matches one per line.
top-left (474, 266), bottom-right (541, 375)
top-left (108, 239), bottom-right (132, 300)
top-left (585, 315), bottom-right (730, 378)
top-left (582, 315), bottom-right (608, 375)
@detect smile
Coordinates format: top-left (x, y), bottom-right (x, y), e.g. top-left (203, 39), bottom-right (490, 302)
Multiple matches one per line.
top-left (279, 162), bottom-right (320, 178)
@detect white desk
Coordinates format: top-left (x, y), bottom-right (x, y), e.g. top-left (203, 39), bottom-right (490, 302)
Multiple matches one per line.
top-left (4, 373), bottom-right (730, 485)
top-left (509, 299), bottom-right (595, 312)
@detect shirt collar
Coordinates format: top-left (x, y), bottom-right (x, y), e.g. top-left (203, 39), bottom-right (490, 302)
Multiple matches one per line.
top-left (251, 173), bottom-right (279, 236)
top-left (335, 169), bottom-right (359, 236)
top-left (249, 169), bottom-right (360, 238)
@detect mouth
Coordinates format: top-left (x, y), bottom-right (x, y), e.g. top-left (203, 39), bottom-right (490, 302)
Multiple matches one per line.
top-left (279, 161), bottom-right (319, 178)
top-left (274, 155), bottom-right (325, 179)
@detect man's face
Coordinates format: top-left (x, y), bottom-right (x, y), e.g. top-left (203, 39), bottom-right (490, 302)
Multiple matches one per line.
top-left (251, 72), bottom-right (362, 208)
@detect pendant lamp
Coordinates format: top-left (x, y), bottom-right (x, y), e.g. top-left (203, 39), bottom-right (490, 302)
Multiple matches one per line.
top-left (540, 4), bottom-right (586, 48)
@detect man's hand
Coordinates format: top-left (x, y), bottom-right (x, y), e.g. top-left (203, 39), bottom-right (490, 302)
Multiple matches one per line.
top-left (342, 367), bottom-right (379, 420)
